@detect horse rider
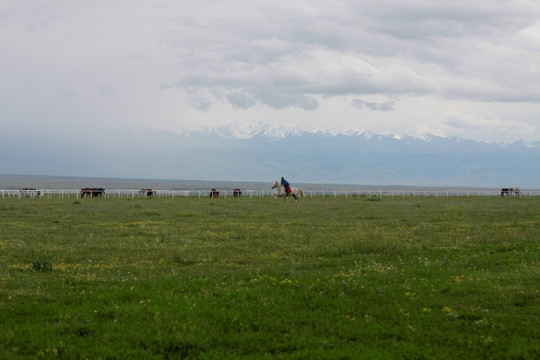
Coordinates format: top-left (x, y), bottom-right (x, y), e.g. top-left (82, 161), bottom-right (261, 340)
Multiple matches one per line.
top-left (281, 177), bottom-right (291, 194)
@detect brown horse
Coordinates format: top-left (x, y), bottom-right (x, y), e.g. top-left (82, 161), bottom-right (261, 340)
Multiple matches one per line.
top-left (80, 188), bottom-right (105, 198)
top-left (209, 189), bottom-right (219, 198)
top-left (501, 187), bottom-right (521, 196)
top-left (139, 189), bottom-right (154, 197)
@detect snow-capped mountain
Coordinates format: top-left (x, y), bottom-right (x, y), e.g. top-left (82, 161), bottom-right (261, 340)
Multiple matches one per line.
top-left (1, 125), bottom-right (539, 187)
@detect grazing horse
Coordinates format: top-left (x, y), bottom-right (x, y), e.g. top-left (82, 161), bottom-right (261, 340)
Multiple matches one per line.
top-left (272, 181), bottom-right (305, 204)
top-left (19, 188), bottom-right (40, 198)
top-left (209, 188), bottom-right (219, 198)
top-left (80, 188), bottom-right (105, 198)
top-left (139, 189), bottom-right (154, 197)
top-left (501, 187), bottom-right (521, 197)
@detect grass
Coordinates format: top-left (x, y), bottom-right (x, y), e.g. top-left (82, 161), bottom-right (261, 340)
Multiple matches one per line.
top-left (0, 195), bottom-right (539, 359)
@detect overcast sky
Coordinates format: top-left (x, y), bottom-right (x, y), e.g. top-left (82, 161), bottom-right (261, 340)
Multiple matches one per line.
top-left (2, 0), bottom-right (540, 143)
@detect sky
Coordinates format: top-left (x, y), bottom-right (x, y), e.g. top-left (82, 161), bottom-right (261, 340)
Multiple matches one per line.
top-left (2, 0), bottom-right (540, 144)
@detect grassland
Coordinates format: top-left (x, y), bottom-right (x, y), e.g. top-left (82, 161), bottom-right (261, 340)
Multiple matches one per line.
top-left (0, 195), bottom-right (539, 359)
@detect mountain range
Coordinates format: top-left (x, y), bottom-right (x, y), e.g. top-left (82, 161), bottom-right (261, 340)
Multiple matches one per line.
top-left (1, 126), bottom-right (539, 188)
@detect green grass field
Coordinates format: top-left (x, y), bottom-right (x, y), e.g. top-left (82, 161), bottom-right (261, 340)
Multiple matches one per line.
top-left (1, 195), bottom-right (539, 359)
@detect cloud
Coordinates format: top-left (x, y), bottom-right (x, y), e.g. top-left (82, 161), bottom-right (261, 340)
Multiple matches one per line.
top-left (2, 0), bottom-right (540, 145)
top-left (415, 111), bottom-right (537, 142)
top-left (352, 98), bottom-right (396, 111)
top-left (225, 92), bottom-right (257, 109)
top-left (160, 1), bottom-right (540, 110)
top-left (443, 112), bottom-right (535, 134)
top-left (356, 0), bottom-right (539, 40)
top-left (57, 89), bottom-right (77, 98)
top-left (186, 88), bottom-right (214, 111)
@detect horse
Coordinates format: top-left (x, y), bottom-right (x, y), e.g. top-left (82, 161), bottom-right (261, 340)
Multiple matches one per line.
top-left (209, 188), bottom-right (219, 198)
top-left (502, 187), bottom-right (521, 197)
top-left (272, 181), bottom-right (305, 204)
top-left (138, 189), bottom-right (154, 197)
top-left (80, 187), bottom-right (105, 198)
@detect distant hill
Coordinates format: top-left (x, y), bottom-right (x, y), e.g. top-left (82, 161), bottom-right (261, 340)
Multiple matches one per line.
top-left (1, 127), bottom-right (539, 188)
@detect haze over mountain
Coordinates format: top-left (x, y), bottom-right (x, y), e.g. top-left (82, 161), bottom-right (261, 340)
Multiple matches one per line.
top-left (3, 1), bottom-right (539, 189)
top-left (1, 125), bottom-right (539, 188)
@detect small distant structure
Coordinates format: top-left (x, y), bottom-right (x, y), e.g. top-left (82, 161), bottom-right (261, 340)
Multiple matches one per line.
top-left (209, 188), bottom-right (219, 198)
top-left (139, 189), bottom-right (154, 197)
top-left (501, 187), bottom-right (521, 197)
top-left (233, 189), bottom-right (242, 198)
top-left (80, 187), bottom-right (105, 198)
top-left (19, 188), bottom-right (40, 198)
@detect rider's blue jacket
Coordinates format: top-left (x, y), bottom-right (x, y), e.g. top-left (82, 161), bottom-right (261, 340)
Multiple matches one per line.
top-left (281, 178), bottom-right (290, 187)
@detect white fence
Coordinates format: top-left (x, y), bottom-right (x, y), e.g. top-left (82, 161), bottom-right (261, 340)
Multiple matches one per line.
top-left (2, 189), bottom-right (540, 199)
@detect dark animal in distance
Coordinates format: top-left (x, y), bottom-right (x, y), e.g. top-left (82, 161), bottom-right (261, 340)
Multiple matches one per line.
top-left (19, 188), bottom-right (41, 197)
top-left (501, 187), bottom-right (521, 196)
top-left (139, 189), bottom-right (154, 197)
top-left (209, 189), bottom-right (219, 198)
top-left (80, 188), bottom-right (105, 198)
top-left (233, 189), bottom-right (242, 198)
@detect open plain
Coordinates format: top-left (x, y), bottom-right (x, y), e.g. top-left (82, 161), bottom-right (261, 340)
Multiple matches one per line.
top-left (0, 195), bottom-right (539, 359)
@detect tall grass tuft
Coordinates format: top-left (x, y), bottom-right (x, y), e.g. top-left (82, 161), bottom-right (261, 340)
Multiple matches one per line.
top-left (31, 258), bottom-right (52, 272)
